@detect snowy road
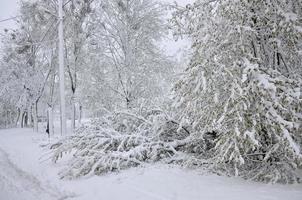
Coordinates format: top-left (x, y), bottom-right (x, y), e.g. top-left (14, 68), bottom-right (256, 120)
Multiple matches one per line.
top-left (0, 129), bottom-right (74, 200)
top-left (0, 147), bottom-right (67, 200)
top-left (0, 128), bottom-right (302, 200)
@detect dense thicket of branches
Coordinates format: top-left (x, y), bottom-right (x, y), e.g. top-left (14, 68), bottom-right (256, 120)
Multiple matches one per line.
top-left (170, 0), bottom-right (302, 183)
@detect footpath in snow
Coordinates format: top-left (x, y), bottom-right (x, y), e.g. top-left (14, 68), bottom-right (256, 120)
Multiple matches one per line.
top-left (0, 128), bottom-right (302, 200)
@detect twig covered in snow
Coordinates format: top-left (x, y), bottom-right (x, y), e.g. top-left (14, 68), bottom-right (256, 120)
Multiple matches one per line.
top-left (50, 109), bottom-right (192, 179)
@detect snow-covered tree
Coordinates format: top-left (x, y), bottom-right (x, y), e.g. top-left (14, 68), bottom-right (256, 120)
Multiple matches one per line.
top-left (86, 0), bottom-right (174, 110)
top-left (171, 0), bottom-right (302, 183)
top-left (0, 0), bottom-right (57, 130)
top-left (63, 0), bottom-right (93, 131)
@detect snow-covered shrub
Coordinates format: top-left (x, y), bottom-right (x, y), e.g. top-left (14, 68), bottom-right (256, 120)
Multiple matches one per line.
top-left (51, 109), bottom-right (190, 179)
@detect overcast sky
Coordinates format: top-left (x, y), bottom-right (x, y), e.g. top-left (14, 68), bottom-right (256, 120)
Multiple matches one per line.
top-left (0, 0), bottom-right (193, 56)
top-left (0, 0), bottom-right (19, 31)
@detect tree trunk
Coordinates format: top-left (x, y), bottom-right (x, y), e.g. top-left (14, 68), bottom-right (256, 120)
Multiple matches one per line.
top-left (9, 111), bottom-right (13, 128)
top-left (71, 94), bottom-right (76, 133)
top-left (48, 106), bottom-right (54, 136)
top-left (15, 108), bottom-right (21, 127)
top-left (7, 111), bottom-right (11, 128)
top-left (78, 104), bottom-right (82, 124)
top-left (24, 112), bottom-right (28, 127)
top-left (21, 111), bottom-right (25, 128)
top-left (28, 106), bottom-right (32, 127)
top-left (33, 101), bottom-right (38, 132)
top-left (5, 111), bottom-right (8, 128)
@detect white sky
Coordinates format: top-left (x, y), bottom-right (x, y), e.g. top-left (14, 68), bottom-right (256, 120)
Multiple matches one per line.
top-left (0, 0), bottom-right (19, 31)
top-left (0, 0), bottom-right (193, 56)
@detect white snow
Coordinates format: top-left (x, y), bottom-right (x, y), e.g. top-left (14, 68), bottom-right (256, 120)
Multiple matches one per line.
top-left (0, 128), bottom-right (302, 200)
top-left (244, 130), bottom-right (259, 146)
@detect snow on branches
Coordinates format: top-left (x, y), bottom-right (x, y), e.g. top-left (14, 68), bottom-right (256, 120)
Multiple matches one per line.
top-left (212, 65), bottom-right (302, 183)
top-left (50, 110), bottom-right (191, 179)
top-left (171, 0), bottom-right (302, 183)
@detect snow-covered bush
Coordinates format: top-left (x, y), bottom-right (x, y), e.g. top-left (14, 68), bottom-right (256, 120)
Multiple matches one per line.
top-left (51, 109), bottom-right (190, 179)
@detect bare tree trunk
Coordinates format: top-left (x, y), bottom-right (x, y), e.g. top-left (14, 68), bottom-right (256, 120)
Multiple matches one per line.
top-left (7, 111), bottom-right (11, 128)
top-left (28, 106), bottom-right (32, 128)
top-left (126, 97), bottom-right (130, 109)
top-left (48, 106), bottom-right (54, 136)
top-left (33, 101), bottom-right (38, 132)
top-left (24, 112), bottom-right (28, 127)
top-left (5, 111), bottom-right (8, 128)
top-left (78, 104), bottom-right (82, 124)
top-left (15, 108), bottom-right (21, 127)
top-left (21, 111), bottom-right (25, 128)
top-left (9, 111), bottom-right (12, 128)
top-left (71, 94), bottom-right (76, 132)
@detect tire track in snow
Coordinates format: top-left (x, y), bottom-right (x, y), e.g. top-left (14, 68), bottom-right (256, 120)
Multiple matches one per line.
top-left (0, 147), bottom-right (73, 200)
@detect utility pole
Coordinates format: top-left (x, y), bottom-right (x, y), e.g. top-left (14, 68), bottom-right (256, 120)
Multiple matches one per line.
top-left (58, 0), bottom-right (67, 135)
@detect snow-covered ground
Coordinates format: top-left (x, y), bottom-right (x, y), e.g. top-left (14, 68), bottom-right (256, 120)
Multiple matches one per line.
top-left (0, 128), bottom-right (301, 200)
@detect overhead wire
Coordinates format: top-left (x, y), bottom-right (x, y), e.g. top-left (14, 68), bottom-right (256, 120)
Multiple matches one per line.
top-left (24, 17), bottom-right (59, 65)
top-left (0, 16), bottom-right (21, 23)
top-left (2, 0), bottom-right (74, 64)
top-left (0, 0), bottom-right (72, 23)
